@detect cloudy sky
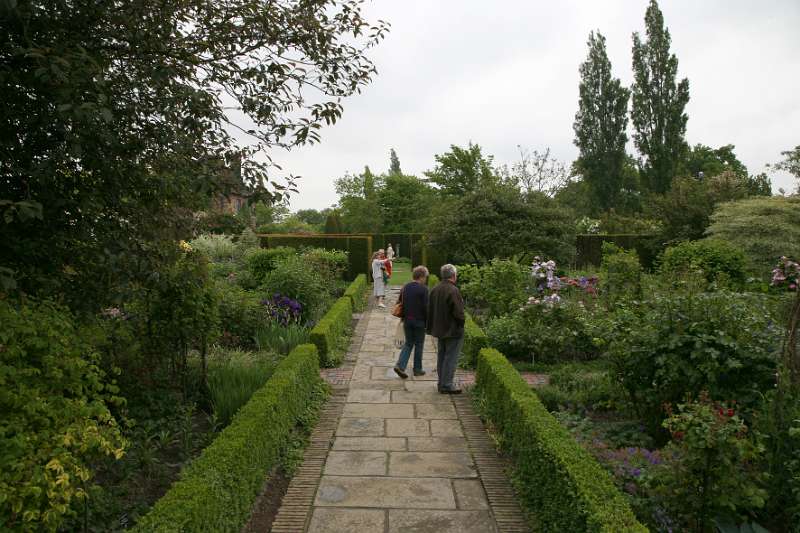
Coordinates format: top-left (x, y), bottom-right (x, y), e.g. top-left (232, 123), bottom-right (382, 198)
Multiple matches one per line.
top-left (266, 0), bottom-right (799, 211)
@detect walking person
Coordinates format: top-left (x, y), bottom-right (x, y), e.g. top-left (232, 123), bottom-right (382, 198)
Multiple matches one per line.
top-left (371, 250), bottom-right (388, 308)
top-left (426, 264), bottom-right (465, 394)
top-left (386, 243), bottom-right (395, 260)
top-left (393, 266), bottom-right (430, 379)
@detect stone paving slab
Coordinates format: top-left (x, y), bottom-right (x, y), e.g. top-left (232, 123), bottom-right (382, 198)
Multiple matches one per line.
top-left (315, 476), bottom-right (457, 509)
top-left (332, 437), bottom-right (407, 451)
top-left (388, 452), bottom-right (477, 478)
top-left (415, 403), bottom-right (458, 419)
top-left (454, 479), bottom-right (490, 509)
top-left (336, 417), bottom-right (385, 437)
top-left (307, 508), bottom-right (385, 533)
top-left (346, 389), bottom-right (391, 403)
top-left (388, 509), bottom-right (498, 533)
top-left (391, 390), bottom-right (451, 404)
top-left (386, 418), bottom-right (429, 437)
top-left (342, 403), bottom-right (414, 419)
top-left (407, 436), bottom-right (469, 452)
top-left (324, 451), bottom-right (387, 476)
top-left (431, 419), bottom-right (464, 437)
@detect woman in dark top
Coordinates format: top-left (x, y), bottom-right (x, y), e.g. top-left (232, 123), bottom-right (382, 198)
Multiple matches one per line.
top-left (393, 265), bottom-right (430, 379)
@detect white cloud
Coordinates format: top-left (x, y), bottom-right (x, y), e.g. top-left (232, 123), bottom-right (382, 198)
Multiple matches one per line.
top-left (249, 0), bottom-right (800, 209)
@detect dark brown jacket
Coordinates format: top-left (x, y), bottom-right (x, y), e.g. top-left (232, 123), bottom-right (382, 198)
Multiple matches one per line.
top-left (426, 280), bottom-right (465, 339)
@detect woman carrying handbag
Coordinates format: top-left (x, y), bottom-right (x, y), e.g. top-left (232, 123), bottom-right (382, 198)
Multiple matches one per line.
top-left (393, 266), bottom-right (430, 379)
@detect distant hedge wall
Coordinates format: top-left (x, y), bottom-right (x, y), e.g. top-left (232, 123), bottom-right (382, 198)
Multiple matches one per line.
top-left (576, 234), bottom-right (659, 269)
top-left (475, 348), bottom-right (647, 532)
top-left (132, 344), bottom-right (322, 532)
top-left (256, 234), bottom-right (372, 279)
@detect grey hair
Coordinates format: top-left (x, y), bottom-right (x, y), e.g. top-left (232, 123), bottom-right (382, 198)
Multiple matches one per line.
top-left (440, 263), bottom-right (457, 280)
top-left (412, 265), bottom-right (429, 280)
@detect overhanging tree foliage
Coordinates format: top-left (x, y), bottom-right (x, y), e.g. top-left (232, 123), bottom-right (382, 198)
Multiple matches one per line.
top-left (0, 0), bottom-right (388, 307)
top-left (573, 31), bottom-right (630, 212)
top-left (631, 0), bottom-right (690, 193)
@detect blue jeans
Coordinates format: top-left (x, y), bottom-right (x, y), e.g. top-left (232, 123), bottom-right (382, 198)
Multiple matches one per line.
top-left (396, 319), bottom-right (426, 372)
top-left (437, 336), bottom-right (464, 390)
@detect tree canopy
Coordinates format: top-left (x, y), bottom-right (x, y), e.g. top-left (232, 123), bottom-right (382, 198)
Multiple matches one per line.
top-left (424, 143), bottom-right (499, 196)
top-left (631, 0), bottom-right (690, 193)
top-left (574, 31), bottom-right (630, 212)
top-left (0, 0), bottom-right (388, 306)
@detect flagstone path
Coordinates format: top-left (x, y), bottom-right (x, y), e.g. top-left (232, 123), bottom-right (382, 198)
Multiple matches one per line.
top-left (272, 288), bottom-right (529, 532)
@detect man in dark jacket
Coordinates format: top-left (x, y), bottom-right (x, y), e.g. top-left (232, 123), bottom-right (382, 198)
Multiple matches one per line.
top-left (426, 264), bottom-right (465, 394)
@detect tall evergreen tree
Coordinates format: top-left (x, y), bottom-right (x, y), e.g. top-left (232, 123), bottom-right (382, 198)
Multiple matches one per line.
top-left (631, 0), bottom-right (690, 193)
top-left (573, 31), bottom-right (630, 211)
top-left (389, 148), bottom-right (402, 175)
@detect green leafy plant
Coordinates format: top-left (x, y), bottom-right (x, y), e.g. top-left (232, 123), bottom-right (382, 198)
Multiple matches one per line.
top-left (601, 242), bottom-right (642, 306)
top-left (649, 392), bottom-right (767, 532)
top-left (261, 255), bottom-right (330, 321)
top-left (254, 323), bottom-right (310, 355)
top-left (660, 239), bottom-right (748, 289)
top-left (206, 348), bottom-right (280, 426)
top-left (189, 233), bottom-right (237, 262)
top-left (309, 296), bottom-right (352, 367)
top-left (608, 291), bottom-right (781, 434)
top-left (459, 259), bottom-right (528, 318)
top-left (215, 283), bottom-right (268, 348)
top-left (0, 299), bottom-right (126, 531)
top-left (244, 247), bottom-right (297, 284)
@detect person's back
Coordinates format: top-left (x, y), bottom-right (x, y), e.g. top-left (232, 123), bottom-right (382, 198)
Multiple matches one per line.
top-left (427, 280), bottom-right (464, 339)
top-left (401, 280), bottom-right (428, 323)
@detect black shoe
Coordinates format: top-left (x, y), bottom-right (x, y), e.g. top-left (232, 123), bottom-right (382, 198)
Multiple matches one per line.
top-left (413, 369), bottom-right (426, 376)
top-left (439, 387), bottom-right (462, 395)
top-left (393, 367), bottom-right (408, 379)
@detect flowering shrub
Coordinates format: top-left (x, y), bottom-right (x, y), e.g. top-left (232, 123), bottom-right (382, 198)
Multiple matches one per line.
top-left (649, 392), bottom-right (766, 531)
top-left (261, 294), bottom-right (302, 326)
top-left (260, 255), bottom-right (329, 321)
top-left (608, 291), bottom-right (781, 434)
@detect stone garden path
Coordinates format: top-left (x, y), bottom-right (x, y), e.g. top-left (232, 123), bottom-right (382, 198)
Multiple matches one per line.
top-left (271, 288), bottom-right (528, 533)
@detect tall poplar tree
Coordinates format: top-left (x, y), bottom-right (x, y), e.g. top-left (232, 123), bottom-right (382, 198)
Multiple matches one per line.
top-left (389, 148), bottom-right (402, 175)
top-left (631, 0), bottom-right (690, 193)
top-left (573, 31), bottom-right (630, 211)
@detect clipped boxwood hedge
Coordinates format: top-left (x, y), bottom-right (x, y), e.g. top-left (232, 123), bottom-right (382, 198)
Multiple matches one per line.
top-left (132, 344), bottom-right (322, 532)
top-left (310, 296), bottom-right (352, 367)
top-left (343, 274), bottom-right (368, 312)
top-left (461, 313), bottom-right (488, 367)
top-left (475, 348), bottom-right (647, 533)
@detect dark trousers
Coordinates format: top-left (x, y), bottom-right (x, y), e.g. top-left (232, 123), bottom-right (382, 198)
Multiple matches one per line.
top-left (396, 319), bottom-right (426, 372)
top-left (436, 336), bottom-right (464, 390)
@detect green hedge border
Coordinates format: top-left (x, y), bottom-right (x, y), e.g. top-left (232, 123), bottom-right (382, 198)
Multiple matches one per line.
top-left (475, 348), bottom-right (647, 533)
top-left (343, 274), bottom-right (368, 312)
top-left (256, 234), bottom-right (373, 279)
top-left (310, 297), bottom-right (352, 368)
top-left (462, 313), bottom-right (488, 367)
top-left (132, 344), bottom-right (322, 532)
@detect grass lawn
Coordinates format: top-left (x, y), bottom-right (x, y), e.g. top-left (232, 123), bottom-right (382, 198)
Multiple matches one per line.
top-left (389, 261), bottom-right (413, 286)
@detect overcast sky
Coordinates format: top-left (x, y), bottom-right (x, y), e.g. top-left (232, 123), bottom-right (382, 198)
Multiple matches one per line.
top-left (265, 0), bottom-right (799, 211)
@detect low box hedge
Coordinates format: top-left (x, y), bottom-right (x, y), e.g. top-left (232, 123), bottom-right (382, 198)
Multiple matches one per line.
top-left (310, 296), bottom-right (352, 367)
top-left (461, 313), bottom-right (488, 367)
top-left (475, 348), bottom-right (647, 533)
top-left (343, 274), bottom-right (368, 312)
top-left (132, 344), bottom-right (322, 533)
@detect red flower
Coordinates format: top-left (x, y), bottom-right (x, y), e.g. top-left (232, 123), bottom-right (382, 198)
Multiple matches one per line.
top-left (727, 408), bottom-right (735, 417)
top-left (673, 431), bottom-right (684, 441)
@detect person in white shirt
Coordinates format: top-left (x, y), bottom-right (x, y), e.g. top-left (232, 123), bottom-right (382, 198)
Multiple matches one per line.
top-left (386, 244), bottom-right (395, 260)
top-left (371, 250), bottom-right (388, 308)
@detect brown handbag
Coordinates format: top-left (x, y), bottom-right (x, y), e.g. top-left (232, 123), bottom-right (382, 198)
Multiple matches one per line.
top-left (391, 288), bottom-right (404, 318)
